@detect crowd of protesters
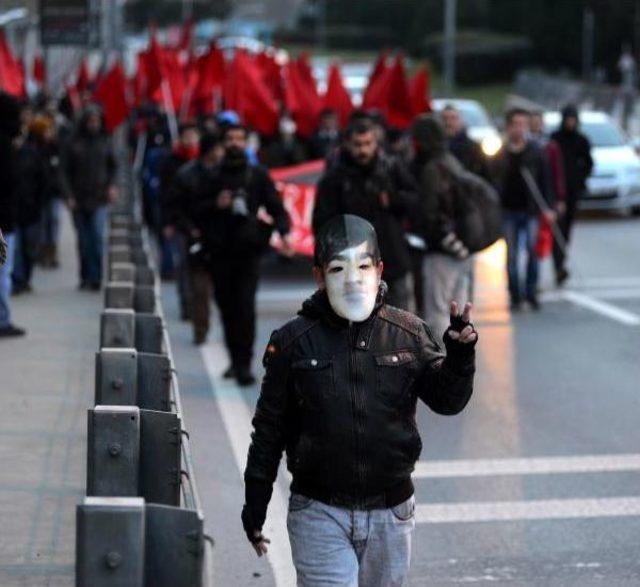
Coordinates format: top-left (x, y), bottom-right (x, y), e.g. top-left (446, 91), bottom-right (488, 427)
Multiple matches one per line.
top-left (0, 75), bottom-right (592, 358)
top-left (0, 90), bottom-right (118, 338)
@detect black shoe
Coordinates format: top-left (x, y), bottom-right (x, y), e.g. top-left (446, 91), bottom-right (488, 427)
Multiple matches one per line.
top-left (78, 281), bottom-right (89, 290)
top-left (556, 268), bottom-right (570, 287)
top-left (0, 324), bottom-right (26, 337)
top-left (235, 368), bottom-right (256, 387)
top-left (223, 365), bottom-right (235, 379)
top-left (510, 298), bottom-right (522, 311)
top-left (89, 282), bottom-right (101, 292)
top-left (527, 296), bottom-right (541, 311)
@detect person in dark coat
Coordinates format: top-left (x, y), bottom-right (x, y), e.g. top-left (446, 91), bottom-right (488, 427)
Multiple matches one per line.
top-left (550, 105), bottom-right (594, 286)
top-left (61, 107), bottom-right (117, 290)
top-left (241, 215), bottom-right (477, 586)
top-left (491, 108), bottom-right (555, 310)
top-left (441, 104), bottom-right (491, 181)
top-left (313, 118), bottom-right (419, 311)
top-left (11, 116), bottom-right (48, 294)
top-left (195, 124), bottom-right (293, 385)
top-left (0, 92), bottom-right (26, 336)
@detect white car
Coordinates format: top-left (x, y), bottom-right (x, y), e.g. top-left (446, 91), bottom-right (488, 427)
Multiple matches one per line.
top-left (432, 98), bottom-right (503, 157)
top-left (544, 111), bottom-right (640, 212)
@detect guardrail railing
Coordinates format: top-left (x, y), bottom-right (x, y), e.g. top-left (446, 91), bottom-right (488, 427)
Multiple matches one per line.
top-left (76, 165), bottom-right (213, 587)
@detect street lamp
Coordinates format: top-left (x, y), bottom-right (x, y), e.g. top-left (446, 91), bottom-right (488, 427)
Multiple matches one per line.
top-left (443, 0), bottom-right (457, 92)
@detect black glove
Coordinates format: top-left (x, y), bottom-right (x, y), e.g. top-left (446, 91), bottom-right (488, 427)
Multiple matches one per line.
top-left (442, 311), bottom-right (477, 372)
top-left (241, 479), bottom-right (273, 544)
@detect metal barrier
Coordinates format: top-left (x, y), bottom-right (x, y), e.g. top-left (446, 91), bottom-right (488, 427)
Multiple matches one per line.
top-left (76, 191), bottom-right (214, 585)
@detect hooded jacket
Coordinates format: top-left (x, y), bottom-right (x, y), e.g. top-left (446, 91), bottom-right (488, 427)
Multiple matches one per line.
top-left (243, 283), bottom-right (475, 518)
top-left (551, 107), bottom-right (594, 197)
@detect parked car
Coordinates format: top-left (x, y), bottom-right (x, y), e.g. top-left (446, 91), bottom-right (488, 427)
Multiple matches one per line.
top-left (544, 111), bottom-right (640, 213)
top-left (432, 98), bottom-right (503, 157)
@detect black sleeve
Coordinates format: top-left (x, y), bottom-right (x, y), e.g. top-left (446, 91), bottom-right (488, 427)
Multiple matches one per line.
top-left (312, 172), bottom-right (340, 235)
top-left (244, 330), bottom-right (291, 485)
top-left (538, 150), bottom-right (556, 206)
top-left (581, 136), bottom-right (594, 180)
top-left (415, 324), bottom-right (475, 416)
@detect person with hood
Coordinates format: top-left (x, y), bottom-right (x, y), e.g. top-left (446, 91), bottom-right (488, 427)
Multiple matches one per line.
top-left (313, 118), bottom-right (419, 311)
top-left (61, 107), bottom-right (117, 290)
top-left (411, 114), bottom-right (502, 339)
top-left (492, 108), bottom-right (555, 310)
top-left (241, 214), bottom-right (477, 586)
top-left (0, 92), bottom-right (26, 336)
top-left (195, 123), bottom-right (293, 385)
top-left (550, 105), bottom-right (593, 286)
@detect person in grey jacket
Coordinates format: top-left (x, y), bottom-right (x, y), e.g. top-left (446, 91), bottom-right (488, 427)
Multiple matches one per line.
top-left (61, 107), bottom-right (118, 290)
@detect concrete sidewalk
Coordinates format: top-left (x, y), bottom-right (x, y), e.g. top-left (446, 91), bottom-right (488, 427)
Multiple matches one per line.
top-left (0, 212), bottom-right (102, 587)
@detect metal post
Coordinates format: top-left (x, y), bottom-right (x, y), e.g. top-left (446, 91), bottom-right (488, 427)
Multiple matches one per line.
top-left (443, 0), bottom-right (457, 92)
top-left (76, 497), bottom-right (145, 587)
top-left (582, 7), bottom-right (595, 82)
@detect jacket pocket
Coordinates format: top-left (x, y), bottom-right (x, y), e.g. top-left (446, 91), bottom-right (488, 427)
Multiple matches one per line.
top-left (375, 350), bottom-right (417, 404)
top-left (291, 358), bottom-right (335, 409)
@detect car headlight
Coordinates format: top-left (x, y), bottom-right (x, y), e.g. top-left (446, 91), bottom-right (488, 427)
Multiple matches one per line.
top-left (481, 135), bottom-right (502, 157)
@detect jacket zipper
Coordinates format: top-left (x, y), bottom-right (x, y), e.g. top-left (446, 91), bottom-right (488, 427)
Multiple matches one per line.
top-left (348, 324), bottom-right (366, 500)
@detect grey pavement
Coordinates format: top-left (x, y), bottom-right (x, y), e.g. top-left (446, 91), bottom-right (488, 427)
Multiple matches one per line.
top-left (163, 213), bottom-right (640, 586)
top-left (0, 212), bottom-right (100, 587)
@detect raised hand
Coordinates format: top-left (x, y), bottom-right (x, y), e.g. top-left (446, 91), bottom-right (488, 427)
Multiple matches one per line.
top-left (447, 301), bottom-right (477, 345)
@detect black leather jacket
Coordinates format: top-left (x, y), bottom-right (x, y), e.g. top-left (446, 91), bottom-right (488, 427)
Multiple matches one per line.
top-left (244, 284), bottom-right (475, 514)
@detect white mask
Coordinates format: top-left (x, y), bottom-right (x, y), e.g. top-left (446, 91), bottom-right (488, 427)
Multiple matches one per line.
top-left (324, 242), bottom-right (380, 322)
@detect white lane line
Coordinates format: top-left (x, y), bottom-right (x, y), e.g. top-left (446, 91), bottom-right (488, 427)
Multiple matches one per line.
top-left (200, 344), bottom-right (296, 587)
top-left (575, 276), bottom-right (640, 288)
top-left (414, 454), bottom-right (640, 479)
top-left (416, 497), bottom-right (640, 524)
top-left (561, 291), bottom-right (640, 325)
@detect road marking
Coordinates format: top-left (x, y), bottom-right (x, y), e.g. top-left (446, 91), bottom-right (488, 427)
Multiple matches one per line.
top-left (414, 454), bottom-right (640, 478)
top-left (416, 497), bottom-right (640, 524)
top-left (560, 291), bottom-right (640, 325)
top-left (200, 344), bottom-right (296, 587)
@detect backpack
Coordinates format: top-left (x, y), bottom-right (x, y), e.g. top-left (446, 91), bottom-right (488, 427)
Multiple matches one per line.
top-left (449, 168), bottom-right (503, 253)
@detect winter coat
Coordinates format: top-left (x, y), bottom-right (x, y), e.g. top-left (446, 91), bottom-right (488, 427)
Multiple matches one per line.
top-left (313, 150), bottom-right (419, 281)
top-left (551, 128), bottom-right (594, 198)
top-left (244, 283), bottom-right (475, 512)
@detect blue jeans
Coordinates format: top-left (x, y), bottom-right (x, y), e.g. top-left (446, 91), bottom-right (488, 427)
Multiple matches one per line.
top-left (73, 206), bottom-right (107, 285)
top-left (41, 198), bottom-right (63, 246)
top-left (503, 211), bottom-right (539, 302)
top-left (287, 493), bottom-right (415, 587)
top-left (0, 233), bottom-right (16, 327)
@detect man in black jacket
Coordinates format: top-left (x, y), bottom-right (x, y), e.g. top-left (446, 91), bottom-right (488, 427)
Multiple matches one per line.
top-left (196, 124), bottom-right (293, 385)
top-left (242, 215), bottom-right (477, 586)
top-left (313, 118), bottom-right (419, 311)
top-left (551, 105), bottom-right (593, 285)
top-left (492, 108), bottom-right (555, 310)
top-left (164, 132), bottom-right (222, 346)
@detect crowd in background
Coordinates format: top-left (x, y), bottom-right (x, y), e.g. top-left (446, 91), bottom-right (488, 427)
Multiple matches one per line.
top-left (0, 84), bottom-right (593, 374)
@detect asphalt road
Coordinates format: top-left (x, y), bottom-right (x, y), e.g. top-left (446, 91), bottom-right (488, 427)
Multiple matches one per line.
top-left (163, 213), bottom-right (640, 586)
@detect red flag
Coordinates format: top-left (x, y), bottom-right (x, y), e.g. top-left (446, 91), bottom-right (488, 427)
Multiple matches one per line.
top-left (0, 31), bottom-right (25, 98)
top-left (144, 33), bottom-right (167, 100)
top-left (192, 44), bottom-right (225, 114)
top-left (296, 52), bottom-right (317, 96)
top-left (33, 55), bottom-right (46, 86)
top-left (76, 59), bottom-right (90, 92)
top-left (224, 51), bottom-right (279, 136)
top-left (94, 62), bottom-right (130, 132)
top-left (323, 64), bottom-right (353, 128)
top-left (410, 66), bottom-right (431, 115)
top-left (256, 51), bottom-right (283, 103)
top-left (284, 61), bottom-right (322, 138)
top-left (385, 56), bottom-right (414, 129)
top-left (362, 51), bottom-right (389, 110)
